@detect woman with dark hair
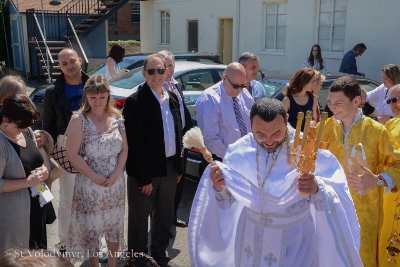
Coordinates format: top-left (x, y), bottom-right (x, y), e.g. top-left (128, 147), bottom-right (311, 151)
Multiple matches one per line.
top-left (282, 68), bottom-right (318, 131)
top-left (105, 43), bottom-right (129, 80)
top-left (0, 94), bottom-right (49, 256)
top-left (367, 64), bottom-right (400, 124)
top-left (302, 44), bottom-right (327, 71)
top-left (66, 75), bottom-right (127, 267)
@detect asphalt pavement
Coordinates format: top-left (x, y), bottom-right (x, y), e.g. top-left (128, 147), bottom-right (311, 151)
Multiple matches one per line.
top-left (47, 174), bottom-right (196, 267)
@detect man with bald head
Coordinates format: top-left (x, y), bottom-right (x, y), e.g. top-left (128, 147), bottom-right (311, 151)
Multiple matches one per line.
top-left (196, 62), bottom-right (254, 163)
top-left (43, 48), bottom-right (88, 254)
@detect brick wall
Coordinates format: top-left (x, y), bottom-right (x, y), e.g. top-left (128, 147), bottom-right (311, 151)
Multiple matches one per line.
top-left (108, 3), bottom-right (140, 41)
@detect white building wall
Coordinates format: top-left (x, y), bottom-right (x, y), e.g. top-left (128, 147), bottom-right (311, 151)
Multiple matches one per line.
top-left (141, 0), bottom-right (400, 82)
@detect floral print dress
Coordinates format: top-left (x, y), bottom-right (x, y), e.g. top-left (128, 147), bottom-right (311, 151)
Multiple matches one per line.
top-left (68, 113), bottom-right (126, 262)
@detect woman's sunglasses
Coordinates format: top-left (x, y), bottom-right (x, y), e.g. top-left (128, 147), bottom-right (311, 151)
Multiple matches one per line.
top-left (386, 97), bottom-right (399, 104)
top-left (145, 68), bottom-right (166, 75)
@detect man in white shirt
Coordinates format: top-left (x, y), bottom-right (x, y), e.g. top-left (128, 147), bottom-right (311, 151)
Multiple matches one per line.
top-left (196, 62), bottom-right (254, 163)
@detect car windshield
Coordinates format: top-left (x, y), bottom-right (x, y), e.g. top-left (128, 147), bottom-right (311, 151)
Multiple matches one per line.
top-left (108, 67), bottom-right (145, 89)
top-left (260, 80), bottom-right (287, 97)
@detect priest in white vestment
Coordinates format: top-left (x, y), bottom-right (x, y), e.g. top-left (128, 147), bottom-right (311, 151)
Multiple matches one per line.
top-left (188, 98), bottom-right (362, 267)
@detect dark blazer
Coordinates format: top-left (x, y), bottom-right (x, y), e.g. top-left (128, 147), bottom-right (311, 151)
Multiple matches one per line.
top-left (42, 72), bottom-right (89, 141)
top-left (123, 82), bottom-right (183, 187)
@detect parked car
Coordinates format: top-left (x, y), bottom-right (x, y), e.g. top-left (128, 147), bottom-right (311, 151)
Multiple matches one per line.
top-left (262, 72), bottom-right (380, 109)
top-left (87, 52), bottom-right (224, 77)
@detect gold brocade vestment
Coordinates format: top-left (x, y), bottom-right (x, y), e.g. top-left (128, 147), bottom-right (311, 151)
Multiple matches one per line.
top-left (379, 118), bottom-right (400, 266)
top-left (321, 116), bottom-right (400, 267)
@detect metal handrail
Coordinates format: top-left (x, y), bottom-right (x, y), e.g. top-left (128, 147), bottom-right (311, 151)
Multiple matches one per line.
top-left (33, 13), bottom-right (54, 81)
top-left (67, 17), bottom-right (89, 65)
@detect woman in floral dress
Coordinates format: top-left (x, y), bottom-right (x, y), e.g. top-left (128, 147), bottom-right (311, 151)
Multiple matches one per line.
top-left (66, 74), bottom-right (128, 267)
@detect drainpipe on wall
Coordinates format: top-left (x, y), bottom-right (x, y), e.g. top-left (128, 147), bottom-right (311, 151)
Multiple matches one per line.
top-left (237, 0), bottom-right (240, 60)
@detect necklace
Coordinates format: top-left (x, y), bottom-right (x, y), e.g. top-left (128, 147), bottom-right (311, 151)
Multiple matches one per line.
top-left (0, 129), bottom-right (20, 142)
top-left (256, 143), bottom-right (284, 188)
top-left (92, 113), bottom-right (107, 121)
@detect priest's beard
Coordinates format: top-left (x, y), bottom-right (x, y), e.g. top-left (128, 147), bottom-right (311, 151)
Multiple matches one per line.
top-left (256, 131), bottom-right (287, 153)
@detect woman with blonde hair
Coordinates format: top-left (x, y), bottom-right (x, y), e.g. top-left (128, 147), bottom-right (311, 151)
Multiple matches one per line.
top-left (282, 68), bottom-right (318, 131)
top-left (0, 75), bottom-right (27, 103)
top-left (65, 74), bottom-right (127, 267)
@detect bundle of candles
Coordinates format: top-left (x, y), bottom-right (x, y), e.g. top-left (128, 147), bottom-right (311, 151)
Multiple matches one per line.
top-left (289, 111), bottom-right (329, 195)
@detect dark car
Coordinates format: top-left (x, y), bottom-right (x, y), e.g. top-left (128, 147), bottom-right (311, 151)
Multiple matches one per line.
top-left (87, 52), bottom-right (223, 76)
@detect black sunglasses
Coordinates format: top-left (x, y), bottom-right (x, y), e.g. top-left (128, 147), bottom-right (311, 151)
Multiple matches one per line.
top-left (386, 97), bottom-right (399, 104)
top-left (225, 76), bottom-right (247, 89)
top-left (145, 68), bottom-right (166, 75)
top-left (10, 120), bottom-right (24, 129)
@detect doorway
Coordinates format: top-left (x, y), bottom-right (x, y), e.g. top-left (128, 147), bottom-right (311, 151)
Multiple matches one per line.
top-left (219, 19), bottom-right (233, 64)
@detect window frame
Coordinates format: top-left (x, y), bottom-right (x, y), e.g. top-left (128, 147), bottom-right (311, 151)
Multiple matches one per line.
top-left (131, 3), bottom-right (140, 24)
top-left (263, 2), bottom-right (287, 52)
top-left (317, 0), bottom-right (347, 53)
top-left (160, 10), bottom-right (170, 45)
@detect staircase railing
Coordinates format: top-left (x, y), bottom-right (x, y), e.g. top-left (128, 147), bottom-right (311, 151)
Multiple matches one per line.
top-left (67, 16), bottom-right (89, 72)
top-left (59, 0), bottom-right (103, 37)
top-left (33, 13), bottom-right (54, 81)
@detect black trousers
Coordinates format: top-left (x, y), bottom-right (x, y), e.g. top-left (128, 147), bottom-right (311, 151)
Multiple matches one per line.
top-left (127, 158), bottom-right (178, 267)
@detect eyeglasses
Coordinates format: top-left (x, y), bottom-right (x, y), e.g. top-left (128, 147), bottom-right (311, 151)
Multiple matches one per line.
top-left (225, 76), bottom-right (247, 89)
top-left (386, 97), bottom-right (399, 104)
top-left (145, 68), bottom-right (166, 75)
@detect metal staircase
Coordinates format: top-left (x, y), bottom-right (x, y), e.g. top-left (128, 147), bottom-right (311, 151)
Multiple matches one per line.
top-left (27, 0), bottom-right (129, 82)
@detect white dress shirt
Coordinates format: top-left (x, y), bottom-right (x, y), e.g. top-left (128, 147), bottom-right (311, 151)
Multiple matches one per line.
top-left (195, 81), bottom-right (254, 159)
top-left (150, 88), bottom-right (176, 157)
top-left (367, 83), bottom-right (393, 117)
top-left (301, 58), bottom-right (327, 71)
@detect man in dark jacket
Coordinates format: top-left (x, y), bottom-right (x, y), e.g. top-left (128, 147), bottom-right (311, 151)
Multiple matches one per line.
top-left (339, 43), bottom-right (367, 77)
top-left (42, 48), bottom-right (88, 253)
top-left (159, 50), bottom-right (192, 229)
top-left (123, 54), bottom-right (183, 267)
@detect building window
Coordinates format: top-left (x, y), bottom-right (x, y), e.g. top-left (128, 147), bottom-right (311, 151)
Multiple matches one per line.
top-left (318, 0), bottom-right (347, 52)
top-left (160, 10), bottom-right (170, 45)
top-left (264, 2), bottom-right (286, 51)
top-left (108, 12), bottom-right (117, 24)
top-left (131, 3), bottom-right (140, 24)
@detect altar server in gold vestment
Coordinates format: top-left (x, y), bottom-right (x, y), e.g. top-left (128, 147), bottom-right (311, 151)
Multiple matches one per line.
top-left (379, 84), bottom-right (400, 266)
top-left (320, 76), bottom-right (400, 267)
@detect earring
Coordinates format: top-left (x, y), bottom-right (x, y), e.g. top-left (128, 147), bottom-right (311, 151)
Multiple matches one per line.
top-left (4, 123), bottom-right (7, 127)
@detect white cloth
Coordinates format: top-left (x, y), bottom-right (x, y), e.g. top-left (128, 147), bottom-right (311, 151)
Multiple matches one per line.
top-left (302, 58), bottom-right (327, 71)
top-left (57, 168), bottom-right (76, 248)
top-left (188, 134), bottom-right (362, 267)
top-left (195, 81), bottom-right (254, 159)
top-left (150, 88), bottom-right (176, 157)
top-left (366, 83), bottom-right (393, 117)
top-left (105, 57), bottom-right (120, 81)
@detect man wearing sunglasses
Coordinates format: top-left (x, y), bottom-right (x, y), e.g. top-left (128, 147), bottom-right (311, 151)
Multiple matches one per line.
top-left (321, 76), bottom-right (400, 266)
top-left (196, 62), bottom-right (254, 165)
top-left (158, 50), bottom-right (192, 230)
top-left (379, 84), bottom-right (400, 266)
top-left (123, 54), bottom-right (183, 267)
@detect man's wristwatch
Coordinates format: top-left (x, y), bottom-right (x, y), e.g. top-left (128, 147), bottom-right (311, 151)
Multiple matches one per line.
top-left (377, 175), bottom-right (385, 187)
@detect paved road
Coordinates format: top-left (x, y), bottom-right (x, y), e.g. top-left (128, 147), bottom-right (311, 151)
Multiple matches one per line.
top-left (47, 174), bottom-right (197, 267)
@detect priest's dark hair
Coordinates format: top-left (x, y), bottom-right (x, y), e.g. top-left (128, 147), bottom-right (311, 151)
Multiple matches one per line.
top-left (329, 76), bottom-right (361, 101)
top-left (250, 98), bottom-right (287, 124)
